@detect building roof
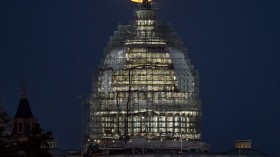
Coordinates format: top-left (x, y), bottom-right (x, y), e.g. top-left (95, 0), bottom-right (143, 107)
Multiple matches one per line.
top-left (224, 148), bottom-right (268, 156)
top-left (14, 81), bottom-right (34, 119)
top-left (14, 98), bottom-right (34, 119)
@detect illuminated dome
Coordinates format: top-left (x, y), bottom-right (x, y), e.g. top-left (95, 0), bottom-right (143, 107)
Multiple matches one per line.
top-left (85, 0), bottom-right (207, 152)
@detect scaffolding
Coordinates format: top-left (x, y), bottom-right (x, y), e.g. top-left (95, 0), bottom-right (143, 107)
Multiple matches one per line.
top-left (80, 95), bottom-right (91, 151)
top-left (82, 0), bottom-right (207, 153)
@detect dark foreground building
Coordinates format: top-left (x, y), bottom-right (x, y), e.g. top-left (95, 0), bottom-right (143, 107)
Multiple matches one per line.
top-left (0, 81), bottom-right (61, 156)
top-left (12, 81), bottom-right (37, 140)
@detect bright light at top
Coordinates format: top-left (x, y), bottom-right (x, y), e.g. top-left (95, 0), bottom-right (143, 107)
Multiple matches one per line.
top-left (131, 0), bottom-right (152, 3)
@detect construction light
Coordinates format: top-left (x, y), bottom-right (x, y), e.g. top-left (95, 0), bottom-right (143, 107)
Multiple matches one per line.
top-left (131, 0), bottom-right (152, 3)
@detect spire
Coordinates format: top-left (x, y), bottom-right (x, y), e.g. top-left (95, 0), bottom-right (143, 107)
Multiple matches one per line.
top-left (21, 80), bottom-right (28, 99)
top-left (14, 80), bottom-right (34, 119)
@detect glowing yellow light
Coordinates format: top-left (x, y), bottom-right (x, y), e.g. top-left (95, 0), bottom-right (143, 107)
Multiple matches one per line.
top-left (131, 0), bottom-right (152, 3)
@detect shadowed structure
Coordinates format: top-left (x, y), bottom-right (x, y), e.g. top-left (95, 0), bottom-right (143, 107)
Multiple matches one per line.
top-left (12, 81), bottom-right (37, 138)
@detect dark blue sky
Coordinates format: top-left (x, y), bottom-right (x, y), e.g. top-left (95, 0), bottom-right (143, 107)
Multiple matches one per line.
top-left (1, 0), bottom-right (280, 154)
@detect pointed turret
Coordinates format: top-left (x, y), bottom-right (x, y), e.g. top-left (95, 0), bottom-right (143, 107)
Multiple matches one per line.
top-left (20, 80), bottom-right (28, 99)
top-left (12, 81), bottom-right (37, 138)
top-left (14, 81), bottom-right (34, 119)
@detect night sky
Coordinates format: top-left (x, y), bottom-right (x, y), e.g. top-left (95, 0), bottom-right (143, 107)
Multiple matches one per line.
top-left (1, 0), bottom-right (280, 154)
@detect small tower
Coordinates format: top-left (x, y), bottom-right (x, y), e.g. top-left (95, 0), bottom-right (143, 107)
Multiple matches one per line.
top-left (12, 81), bottom-right (37, 139)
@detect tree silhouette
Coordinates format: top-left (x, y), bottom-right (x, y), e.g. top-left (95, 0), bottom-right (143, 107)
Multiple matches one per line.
top-left (0, 108), bottom-right (9, 136)
top-left (16, 123), bottom-right (53, 157)
top-left (0, 108), bottom-right (14, 155)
